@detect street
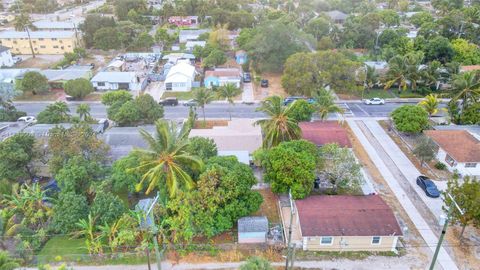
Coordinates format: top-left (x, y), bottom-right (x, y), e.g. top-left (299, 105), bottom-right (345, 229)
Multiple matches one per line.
top-left (13, 102), bottom-right (423, 120)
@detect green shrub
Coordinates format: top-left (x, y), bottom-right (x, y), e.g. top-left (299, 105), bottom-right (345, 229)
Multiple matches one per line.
top-left (435, 162), bottom-right (447, 170)
top-left (391, 105), bottom-right (429, 133)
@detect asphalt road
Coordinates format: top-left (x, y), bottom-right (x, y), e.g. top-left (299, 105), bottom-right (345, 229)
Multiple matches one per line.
top-left (13, 102), bottom-right (424, 120)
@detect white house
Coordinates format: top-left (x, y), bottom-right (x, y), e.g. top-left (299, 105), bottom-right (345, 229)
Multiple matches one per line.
top-left (425, 130), bottom-right (480, 176)
top-left (91, 71), bottom-right (145, 91)
top-left (0, 45), bottom-right (14, 67)
top-left (164, 61), bottom-right (196, 92)
top-left (185, 41), bottom-right (206, 51)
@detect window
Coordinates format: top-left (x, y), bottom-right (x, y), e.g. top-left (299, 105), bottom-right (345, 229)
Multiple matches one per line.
top-left (38, 38), bottom-right (44, 41)
top-left (97, 82), bottom-right (105, 86)
top-left (53, 46), bottom-right (59, 48)
top-left (51, 38), bottom-right (57, 41)
top-left (166, 82), bottom-right (172, 90)
top-left (445, 155), bottom-right (456, 167)
top-left (118, 83), bottom-right (129, 89)
top-left (465, 163), bottom-right (477, 168)
top-left (320, 237), bottom-right (333, 245)
top-left (372, 236), bottom-right (381, 245)
top-left (40, 45), bottom-right (46, 48)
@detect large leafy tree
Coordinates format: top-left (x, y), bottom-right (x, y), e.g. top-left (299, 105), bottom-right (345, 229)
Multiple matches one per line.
top-left (17, 71), bottom-right (49, 95)
top-left (391, 105), bottom-right (429, 133)
top-left (37, 101), bottom-right (71, 124)
top-left (90, 191), bottom-right (126, 226)
top-left (109, 152), bottom-right (143, 193)
top-left (424, 36), bottom-right (454, 64)
top-left (94, 27), bottom-right (122, 50)
top-left (55, 155), bottom-right (105, 195)
top-left (313, 88), bottom-right (344, 121)
top-left (281, 52), bottom-right (321, 97)
top-left (444, 176), bottom-right (480, 238)
top-left (264, 140), bottom-right (318, 199)
top-left (217, 83), bottom-right (242, 120)
top-left (132, 120), bottom-right (203, 197)
top-left (413, 137), bottom-right (437, 167)
top-left (51, 192), bottom-right (89, 233)
top-left (64, 78), bottom-right (94, 100)
top-left (450, 71), bottom-right (480, 110)
top-left (80, 14), bottom-right (117, 48)
top-left (186, 137), bottom-right (218, 161)
top-left (288, 99), bottom-right (315, 122)
top-left (0, 133), bottom-right (36, 182)
top-left (451, 39), bottom-right (480, 65)
top-left (255, 96), bottom-right (302, 149)
top-left (319, 143), bottom-right (363, 193)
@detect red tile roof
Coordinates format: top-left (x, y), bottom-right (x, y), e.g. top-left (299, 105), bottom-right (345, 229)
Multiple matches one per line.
top-left (299, 121), bottom-right (352, 148)
top-left (460, 65), bottom-right (480, 72)
top-left (425, 130), bottom-right (480, 162)
top-left (296, 195), bottom-right (402, 237)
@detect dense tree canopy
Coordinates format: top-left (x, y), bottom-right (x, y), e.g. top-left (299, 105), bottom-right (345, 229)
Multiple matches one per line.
top-left (51, 192), bottom-right (89, 233)
top-left (64, 78), bottom-right (94, 100)
top-left (17, 71), bottom-right (49, 95)
top-left (187, 137), bottom-right (218, 161)
top-left (37, 101), bottom-right (71, 124)
top-left (391, 105), bottom-right (429, 133)
top-left (0, 133), bottom-right (36, 182)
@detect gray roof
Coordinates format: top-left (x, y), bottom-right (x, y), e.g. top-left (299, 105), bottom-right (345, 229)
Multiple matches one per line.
top-left (41, 69), bottom-right (90, 82)
top-left (101, 125), bottom-right (156, 160)
top-left (434, 125), bottom-right (480, 137)
top-left (91, 71), bottom-right (137, 83)
top-left (238, 216), bottom-right (268, 233)
top-left (0, 45), bottom-right (10, 53)
top-left (0, 122), bottom-right (29, 141)
top-left (179, 29), bottom-right (209, 36)
top-left (326, 10), bottom-right (348, 20)
top-left (33, 20), bottom-right (77, 29)
top-left (0, 31), bottom-right (76, 39)
top-left (22, 123), bottom-right (104, 138)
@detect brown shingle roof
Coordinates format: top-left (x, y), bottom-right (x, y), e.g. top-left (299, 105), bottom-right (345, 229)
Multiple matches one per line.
top-left (425, 130), bottom-right (480, 162)
top-left (296, 195), bottom-right (402, 237)
top-left (299, 121), bottom-right (352, 148)
top-left (205, 68), bottom-right (241, 78)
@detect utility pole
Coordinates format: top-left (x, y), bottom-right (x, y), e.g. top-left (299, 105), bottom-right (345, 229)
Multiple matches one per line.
top-left (428, 193), bottom-right (464, 270)
top-left (146, 192), bottom-right (162, 270)
top-left (285, 190), bottom-right (295, 270)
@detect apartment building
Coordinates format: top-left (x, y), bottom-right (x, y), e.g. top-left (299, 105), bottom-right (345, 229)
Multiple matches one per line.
top-left (0, 31), bottom-right (81, 55)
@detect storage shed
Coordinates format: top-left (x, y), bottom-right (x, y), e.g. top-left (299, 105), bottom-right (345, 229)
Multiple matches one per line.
top-left (238, 216), bottom-right (268, 244)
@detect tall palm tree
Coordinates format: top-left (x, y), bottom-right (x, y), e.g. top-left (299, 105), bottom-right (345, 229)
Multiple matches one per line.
top-left (255, 96), bottom-right (301, 149)
top-left (14, 13), bottom-right (36, 58)
top-left (132, 120), bottom-right (203, 197)
top-left (404, 53), bottom-right (425, 92)
top-left (313, 88), bottom-right (344, 121)
top-left (52, 101), bottom-right (70, 121)
top-left (0, 251), bottom-right (19, 270)
top-left (76, 104), bottom-right (91, 122)
top-left (418, 94), bottom-right (441, 117)
top-left (422, 60), bottom-right (442, 90)
top-left (193, 87), bottom-right (215, 123)
top-left (217, 83), bottom-right (242, 120)
top-left (450, 71), bottom-right (480, 110)
top-left (364, 65), bottom-right (379, 94)
top-left (384, 55), bottom-right (408, 92)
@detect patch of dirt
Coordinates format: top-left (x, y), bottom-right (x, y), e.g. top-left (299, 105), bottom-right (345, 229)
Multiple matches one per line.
top-left (344, 122), bottom-right (430, 267)
top-left (254, 189), bottom-right (281, 224)
top-left (83, 92), bottom-right (103, 102)
top-left (14, 89), bottom-right (63, 101)
top-left (253, 72), bottom-right (286, 100)
top-left (194, 120), bottom-right (228, 129)
top-left (15, 55), bottom-right (64, 69)
top-left (445, 226), bottom-right (480, 269)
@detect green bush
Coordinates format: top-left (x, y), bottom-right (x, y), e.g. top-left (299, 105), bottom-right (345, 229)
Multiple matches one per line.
top-left (391, 105), bottom-right (429, 133)
top-left (434, 162), bottom-right (447, 170)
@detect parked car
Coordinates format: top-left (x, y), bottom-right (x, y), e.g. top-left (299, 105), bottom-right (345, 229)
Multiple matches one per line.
top-left (98, 118), bottom-right (109, 132)
top-left (13, 56), bottom-right (22, 64)
top-left (416, 175), bottom-right (440, 198)
top-left (283, 96), bottom-right (316, 106)
top-left (364, 98), bottom-right (385, 105)
top-left (65, 95), bottom-right (75, 101)
top-left (183, 99), bottom-right (197, 107)
top-left (243, 72), bottom-right (251, 83)
top-left (260, 79), bottom-right (269, 87)
top-left (159, 97), bottom-right (179, 106)
top-left (17, 116), bottom-right (36, 123)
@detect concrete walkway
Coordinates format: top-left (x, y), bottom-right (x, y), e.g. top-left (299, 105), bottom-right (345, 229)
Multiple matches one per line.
top-left (348, 119), bottom-right (458, 270)
top-left (241, 82), bottom-right (254, 103)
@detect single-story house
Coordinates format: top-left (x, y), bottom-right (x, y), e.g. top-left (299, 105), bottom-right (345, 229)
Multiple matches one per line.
top-left (164, 60), bottom-right (196, 92)
top-left (299, 121), bottom-right (352, 148)
top-left (292, 195), bottom-right (402, 252)
top-left (162, 53), bottom-right (195, 64)
top-left (425, 130), bottom-right (480, 176)
top-left (235, 50), bottom-right (247, 65)
top-left (40, 68), bottom-right (92, 89)
top-left (325, 10), bottom-right (348, 24)
top-left (185, 41), bottom-right (206, 51)
top-left (179, 29), bottom-right (209, 43)
top-left (91, 71), bottom-right (145, 91)
top-left (204, 68), bottom-right (242, 89)
top-left (168, 16), bottom-right (198, 27)
top-left (32, 20), bottom-right (79, 31)
top-left (106, 60), bottom-right (126, 71)
top-left (189, 119), bottom-right (262, 155)
top-left (0, 45), bottom-right (14, 67)
top-left (238, 216), bottom-right (269, 244)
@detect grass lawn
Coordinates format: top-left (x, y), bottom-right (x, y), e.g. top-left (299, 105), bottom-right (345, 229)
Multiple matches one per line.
top-left (37, 236), bottom-right (88, 264)
top-left (14, 91), bottom-right (59, 101)
top-left (362, 88), bottom-right (396, 99)
top-left (396, 89), bottom-right (426, 98)
top-left (162, 91), bottom-right (194, 100)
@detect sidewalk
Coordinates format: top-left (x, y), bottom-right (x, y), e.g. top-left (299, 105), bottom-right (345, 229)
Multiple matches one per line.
top-left (348, 119), bottom-right (458, 270)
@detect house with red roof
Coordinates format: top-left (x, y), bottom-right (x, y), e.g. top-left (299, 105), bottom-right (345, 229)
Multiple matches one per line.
top-left (287, 195), bottom-right (402, 252)
top-left (299, 121), bottom-right (352, 148)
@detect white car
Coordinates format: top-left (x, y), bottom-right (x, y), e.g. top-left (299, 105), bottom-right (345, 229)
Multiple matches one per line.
top-left (17, 116), bottom-right (37, 123)
top-left (364, 98), bottom-right (385, 105)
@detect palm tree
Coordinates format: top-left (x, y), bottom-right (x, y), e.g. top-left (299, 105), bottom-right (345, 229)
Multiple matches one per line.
top-left (364, 65), bottom-right (379, 95)
top-left (193, 87), bottom-right (215, 123)
top-left (450, 71), bottom-right (480, 110)
top-left (217, 83), bottom-right (242, 120)
top-left (14, 13), bottom-right (36, 58)
top-left (76, 104), bottom-right (91, 122)
top-left (418, 94), bottom-right (441, 117)
top-left (0, 251), bottom-right (19, 270)
top-left (132, 120), bottom-right (203, 197)
top-left (255, 96), bottom-right (301, 149)
top-left (422, 60), bottom-right (442, 90)
top-left (404, 53), bottom-right (425, 92)
top-left (384, 55), bottom-right (408, 92)
top-left (313, 88), bottom-right (344, 121)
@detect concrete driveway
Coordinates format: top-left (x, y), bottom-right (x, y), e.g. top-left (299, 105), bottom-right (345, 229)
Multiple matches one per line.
top-left (144, 81), bottom-right (164, 102)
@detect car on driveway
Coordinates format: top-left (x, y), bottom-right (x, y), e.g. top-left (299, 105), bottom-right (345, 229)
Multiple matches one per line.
top-left (183, 99), bottom-right (197, 107)
top-left (260, 79), bottom-right (269, 87)
top-left (159, 97), bottom-right (179, 106)
top-left (243, 72), bottom-right (251, 83)
top-left (17, 116), bottom-right (37, 123)
top-left (416, 175), bottom-right (441, 198)
top-left (364, 98), bottom-right (385, 105)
